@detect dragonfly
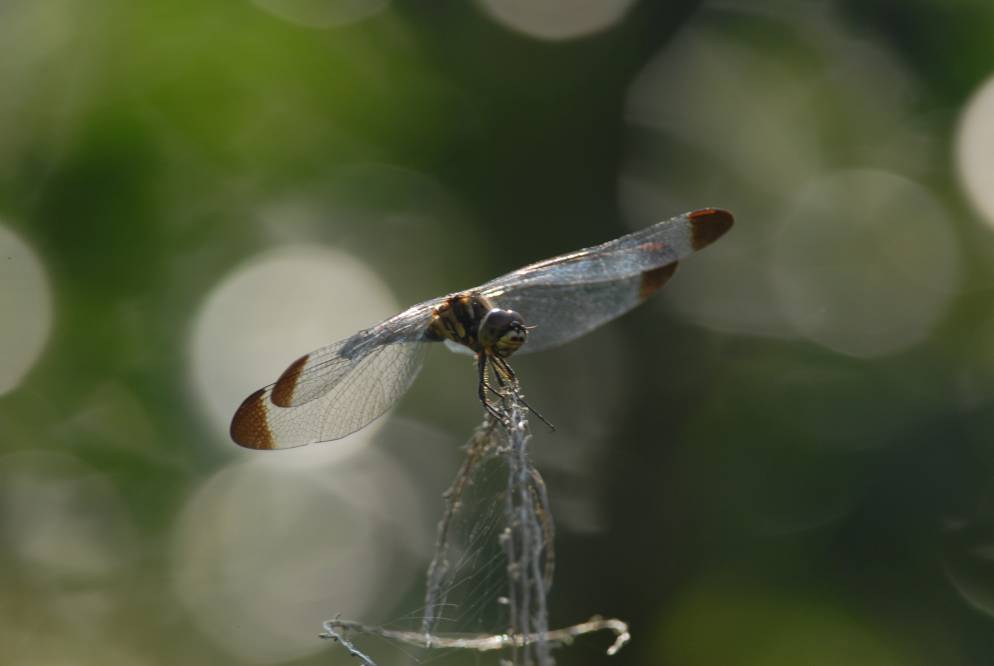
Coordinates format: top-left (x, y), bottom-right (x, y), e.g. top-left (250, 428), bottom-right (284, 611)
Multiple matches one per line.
top-left (231, 208), bottom-right (733, 450)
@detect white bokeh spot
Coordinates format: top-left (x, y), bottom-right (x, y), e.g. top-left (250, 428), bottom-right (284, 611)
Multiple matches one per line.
top-left (0, 223), bottom-right (53, 396)
top-left (476, 0), bottom-right (636, 41)
top-left (619, 7), bottom-right (926, 341)
top-left (171, 446), bottom-right (429, 663)
top-left (189, 244), bottom-right (400, 461)
top-left (956, 73), bottom-right (994, 229)
top-left (772, 169), bottom-right (959, 358)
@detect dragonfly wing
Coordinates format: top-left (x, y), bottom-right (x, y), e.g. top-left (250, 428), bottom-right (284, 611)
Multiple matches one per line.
top-left (230, 339), bottom-right (428, 449)
top-left (264, 299), bottom-right (439, 409)
top-left (488, 263), bottom-right (678, 353)
top-left (480, 209), bottom-right (731, 293)
top-left (478, 208), bottom-right (732, 353)
top-left (229, 298), bottom-right (441, 450)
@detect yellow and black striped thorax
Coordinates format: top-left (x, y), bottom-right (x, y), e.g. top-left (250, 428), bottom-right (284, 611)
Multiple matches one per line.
top-left (425, 292), bottom-right (528, 358)
top-left (425, 292), bottom-right (495, 352)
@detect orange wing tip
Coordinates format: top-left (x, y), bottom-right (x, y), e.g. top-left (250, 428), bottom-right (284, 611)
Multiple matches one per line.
top-left (230, 388), bottom-right (276, 449)
top-left (271, 354), bottom-right (309, 407)
top-left (689, 208), bottom-right (734, 250)
top-left (639, 261), bottom-right (679, 300)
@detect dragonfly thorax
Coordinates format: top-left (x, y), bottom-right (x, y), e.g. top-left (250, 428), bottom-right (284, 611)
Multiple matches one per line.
top-left (426, 292), bottom-right (528, 357)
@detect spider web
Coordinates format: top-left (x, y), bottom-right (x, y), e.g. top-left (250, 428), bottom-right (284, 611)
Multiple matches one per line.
top-left (418, 416), bottom-right (555, 661)
top-left (322, 393), bottom-right (627, 665)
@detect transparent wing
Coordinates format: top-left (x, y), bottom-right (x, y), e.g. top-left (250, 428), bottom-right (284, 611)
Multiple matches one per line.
top-left (229, 298), bottom-right (441, 450)
top-left (478, 208), bottom-right (732, 353)
top-left (268, 298), bottom-right (440, 408)
top-left (480, 209), bottom-right (730, 293)
top-left (230, 339), bottom-right (428, 449)
top-left (487, 264), bottom-right (678, 354)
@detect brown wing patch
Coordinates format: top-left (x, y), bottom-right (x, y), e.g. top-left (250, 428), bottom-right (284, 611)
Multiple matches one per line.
top-left (639, 261), bottom-right (679, 300)
top-left (689, 208), bottom-right (734, 250)
top-left (271, 354), bottom-right (308, 407)
top-left (230, 388), bottom-right (275, 450)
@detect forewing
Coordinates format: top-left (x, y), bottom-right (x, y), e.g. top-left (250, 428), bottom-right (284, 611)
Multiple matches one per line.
top-left (490, 263), bottom-right (678, 353)
top-left (230, 297), bottom-right (440, 450)
top-left (230, 339), bottom-right (428, 449)
top-left (268, 299), bottom-right (439, 408)
top-left (478, 208), bottom-right (732, 353)
top-left (481, 209), bottom-right (731, 293)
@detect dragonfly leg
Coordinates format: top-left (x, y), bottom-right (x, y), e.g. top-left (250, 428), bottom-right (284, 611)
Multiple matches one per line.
top-left (490, 356), bottom-right (519, 408)
top-left (485, 366), bottom-right (505, 399)
top-left (477, 353), bottom-right (507, 423)
top-left (490, 355), bottom-right (555, 432)
top-left (518, 395), bottom-right (556, 432)
top-left (491, 355), bottom-right (518, 386)
top-left (487, 354), bottom-right (515, 399)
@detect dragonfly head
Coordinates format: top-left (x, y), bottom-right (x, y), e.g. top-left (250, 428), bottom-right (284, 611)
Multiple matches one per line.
top-left (479, 308), bottom-right (527, 358)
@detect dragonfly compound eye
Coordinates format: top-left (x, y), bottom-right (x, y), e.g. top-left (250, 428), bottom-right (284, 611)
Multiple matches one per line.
top-left (479, 308), bottom-right (528, 357)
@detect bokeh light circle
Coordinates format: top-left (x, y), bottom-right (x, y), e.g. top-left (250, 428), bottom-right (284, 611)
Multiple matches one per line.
top-left (771, 169), bottom-right (959, 358)
top-left (476, 0), bottom-right (637, 41)
top-left (0, 223), bottom-right (52, 396)
top-left (955, 73), bottom-right (994, 228)
top-left (249, 0), bottom-right (389, 28)
top-left (171, 446), bottom-right (430, 663)
top-left (189, 244), bottom-right (400, 459)
top-left (0, 225), bottom-right (52, 395)
top-left (620, 8), bottom-right (926, 340)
